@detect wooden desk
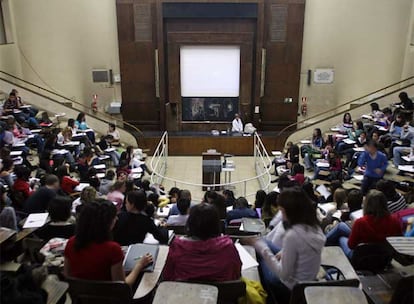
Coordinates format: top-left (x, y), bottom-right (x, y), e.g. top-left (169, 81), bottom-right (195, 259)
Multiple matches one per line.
top-left (305, 286), bottom-right (368, 304)
top-left (387, 237), bottom-right (414, 257)
top-left (242, 245), bottom-right (261, 282)
top-left (133, 245), bottom-right (169, 299)
top-left (321, 247), bottom-right (358, 281)
top-left (153, 282), bottom-right (218, 304)
top-left (0, 227), bottom-right (17, 244)
top-left (42, 275), bottom-right (69, 304)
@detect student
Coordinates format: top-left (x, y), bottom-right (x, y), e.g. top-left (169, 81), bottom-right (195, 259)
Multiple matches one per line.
top-left (55, 165), bottom-right (79, 195)
top-left (106, 180), bottom-right (126, 211)
top-left (326, 190), bottom-right (402, 259)
top-left (163, 203), bottom-right (242, 281)
top-left (12, 165), bottom-right (34, 209)
top-left (107, 123), bottom-right (121, 146)
top-left (302, 128), bottom-right (324, 170)
top-left (71, 186), bottom-right (97, 214)
top-left (99, 170), bottom-right (116, 195)
top-left (64, 200), bottom-right (152, 286)
top-left (36, 196), bottom-right (75, 241)
top-left (169, 189), bottom-right (194, 216)
top-left (358, 141), bottom-right (388, 195)
top-left (342, 113), bottom-right (353, 130)
top-left (75, 112), bottom-right (95, 144)
top-left (0, 157), bottom-right (14, 188)
top-left (244, 187), bottom-right (326, 303)
top-left (253, 190), bottom-right (267, 209)
top-left (261, 191), bottom-right (278, 223)
top-left (226, 197), bottom-right (258, 225)
top-left (113, 190), bottom-right (168, 246)
top-left (291, 163), bottom-right (305, 185)
top-left (223, 189), bottom-right (236, 207)
top-left (23, 175), bottom-right (60, 213)
top-left (376, 179), bottom-right (407, 213)
top-left (166, 198), bottom-right (190, 226)
top-left (0, 184), bottom-right (17, 230)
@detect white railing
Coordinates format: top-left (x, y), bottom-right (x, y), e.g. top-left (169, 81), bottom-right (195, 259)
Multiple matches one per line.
top-left (150, 132), bottom-right (273, 201)
top-left (150, 131), bottom-right (168, 185)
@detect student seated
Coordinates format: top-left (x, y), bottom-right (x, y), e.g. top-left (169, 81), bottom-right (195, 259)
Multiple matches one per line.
top-left (243, 187), bottom-right (326, 304)
top-left (106, 180), bottom-right (126, 211)
top-left (36, 196), bottom-right (75, 241)
top-left (163, 203), bottom-right (242, 281)
top-left (376, 179), bottom-right (407, 213)
top-left (55, 165), bottom-right (79, 195)
top-left (99, 170), bottom-right (116, 195)
top-left (64, 200), bottom-right (152, 286)
top-left (23, 175), bottom-right (60, 213)
top-left (166, 198), bottom-right (190, 226)
top-left (226, 197), bottom-right (258, 225)
top-left (71, 186), bottom-right (97, 215)
top-left (0, 184), bottom-right (17, 230)
top-left (113, 190), bottom-right (168, 246)
top-left (326, 190), bottom-right (402, 259)
top-left (107, 123), bottom-right (121, 146)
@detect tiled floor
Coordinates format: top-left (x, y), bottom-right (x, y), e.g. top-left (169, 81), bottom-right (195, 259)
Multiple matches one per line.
top-left (153, 156), bottom-right (261, 202)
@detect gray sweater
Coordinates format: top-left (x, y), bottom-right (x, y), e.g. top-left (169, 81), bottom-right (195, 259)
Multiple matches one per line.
top-left (256, 224), bottom-right (326, 289)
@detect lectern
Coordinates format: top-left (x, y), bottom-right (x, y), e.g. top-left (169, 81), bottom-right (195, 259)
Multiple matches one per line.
top-left (202, 150), bottom-right (222, 191)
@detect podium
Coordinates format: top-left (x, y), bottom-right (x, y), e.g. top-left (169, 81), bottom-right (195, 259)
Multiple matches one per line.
top-left (202, 150), bottom-right (222, 191)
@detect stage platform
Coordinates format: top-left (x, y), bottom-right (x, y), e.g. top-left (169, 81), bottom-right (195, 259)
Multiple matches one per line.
top-left (141, 131), bottom-right (292, 156)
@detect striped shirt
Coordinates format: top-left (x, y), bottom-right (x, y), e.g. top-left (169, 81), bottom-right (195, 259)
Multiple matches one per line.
top-left (387, 194), bottom-right (407, 214)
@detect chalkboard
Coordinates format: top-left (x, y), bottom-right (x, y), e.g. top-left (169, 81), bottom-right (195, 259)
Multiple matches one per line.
top-left (182, 97), bottom-right (239, 122)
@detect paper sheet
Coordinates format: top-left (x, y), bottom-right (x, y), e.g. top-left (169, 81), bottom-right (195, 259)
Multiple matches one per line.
top-left (235, 243), bottom-right (259, 270)
top-left (23, 213), bottom-right (49, 229)
top-left (316, 184), bottom-right (331, 200)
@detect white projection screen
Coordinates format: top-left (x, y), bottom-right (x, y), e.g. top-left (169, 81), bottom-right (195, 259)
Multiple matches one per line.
top-left (180, 45), bottom-right (241, 97)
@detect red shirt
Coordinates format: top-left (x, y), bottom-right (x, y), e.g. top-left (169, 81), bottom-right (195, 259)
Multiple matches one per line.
top-left (64, 236), bottom-right (124, 281)
top-left (61, 176), bottom-right (80, 194)
top-left (348, 215), bottom-right (402, 249)
top-left (163, 235), bottom-right (241, 282)
top-left (12, 179), bottom-right (33, 198)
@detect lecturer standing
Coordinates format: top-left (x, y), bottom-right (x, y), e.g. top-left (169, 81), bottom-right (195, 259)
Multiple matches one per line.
top-left (232, 114), bottom-right (244, 133)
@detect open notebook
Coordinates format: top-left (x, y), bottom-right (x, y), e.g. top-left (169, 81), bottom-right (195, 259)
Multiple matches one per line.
top-left (123, 244), bottom-right (159, 272)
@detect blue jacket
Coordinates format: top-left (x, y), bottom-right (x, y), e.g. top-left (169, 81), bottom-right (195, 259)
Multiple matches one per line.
top-left (358, 151), bottom-right (388, 178)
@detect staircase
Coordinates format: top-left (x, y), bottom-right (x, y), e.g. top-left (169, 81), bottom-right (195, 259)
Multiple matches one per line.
top-left (0, 70), bottom-right (145, 149)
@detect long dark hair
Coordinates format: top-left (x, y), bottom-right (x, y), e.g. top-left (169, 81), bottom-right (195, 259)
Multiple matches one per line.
top-left (277, 186), bottom-right (319, 228)
top-left (74, 200), bottom-right (117, 250)
top-left (343, 113), bottom-right (352, 124)
top-left (76, 112), bottom-right (85, 123)
top-left (254, 190), bottom-right (266, 209)
top-left (262, 191), bottom-right (278, 216)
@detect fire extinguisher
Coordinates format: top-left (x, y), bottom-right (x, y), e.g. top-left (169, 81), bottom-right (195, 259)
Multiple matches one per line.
top-left (91, 94), bottom-right (98, 113)
top-left (301, 97), bottom-right (307, 116)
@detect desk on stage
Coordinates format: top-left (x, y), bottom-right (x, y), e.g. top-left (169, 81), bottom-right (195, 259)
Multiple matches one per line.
top-left (202, 150), bottom-right (222, 191)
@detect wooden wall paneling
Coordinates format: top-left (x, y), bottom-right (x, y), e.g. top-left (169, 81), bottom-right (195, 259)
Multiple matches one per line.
top-left (253, 0), bottom-right (265, 127)
top-left (117, 0), bottom-right (161, 131)
top-left (259, 0), bottom-right (305, 131)
top-left (156, 0), bottom-right (167, 130)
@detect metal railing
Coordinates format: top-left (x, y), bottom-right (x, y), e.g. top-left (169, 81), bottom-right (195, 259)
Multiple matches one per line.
top-left (278, 75), bottom-right (414, 137)
top-left (0, 70), bottom-right (145, 144)
top-left (149, 132), bottom-right (274, 201)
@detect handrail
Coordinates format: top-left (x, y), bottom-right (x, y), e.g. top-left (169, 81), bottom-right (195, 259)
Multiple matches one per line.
top-left (150, 131), bottom-right (274, 200)
top-left (277, 75), bottom-right (414, 137)
top-left (0, 70), bottom-right (145, 142)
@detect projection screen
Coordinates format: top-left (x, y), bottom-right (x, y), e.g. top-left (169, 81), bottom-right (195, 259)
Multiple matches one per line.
top-left (180, 45), bottom-right (241, 97)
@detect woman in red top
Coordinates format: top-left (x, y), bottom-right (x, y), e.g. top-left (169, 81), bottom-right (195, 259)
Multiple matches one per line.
top-left (12, 165), bottom-right (33, 209)
top-left (64, 200), bottom-right (152, 286)
top-left (55, 165), bottom-right (79, 194)
top-left (163, 203), bottom-right (242, 282)
top-left (326, 190), bottom-right (402, 258)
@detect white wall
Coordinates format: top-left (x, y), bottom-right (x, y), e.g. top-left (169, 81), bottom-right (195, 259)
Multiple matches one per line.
top-left (2, 0), bottom-right (121, 109)
top-left (0, 0), bottom-right (413, 120)
top-left (300, 0), bottom-right (413, 118)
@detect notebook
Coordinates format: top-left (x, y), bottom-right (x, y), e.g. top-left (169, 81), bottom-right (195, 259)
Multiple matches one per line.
top-left (123, 244), bottom-right (159, 272)
top-left (23, 213), bottom-right (49, 229)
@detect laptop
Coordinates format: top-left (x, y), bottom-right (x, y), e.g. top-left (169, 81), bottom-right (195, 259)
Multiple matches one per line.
top-left (123, 243), bottom-right (159, 273)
